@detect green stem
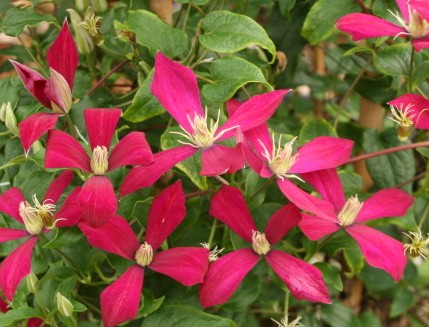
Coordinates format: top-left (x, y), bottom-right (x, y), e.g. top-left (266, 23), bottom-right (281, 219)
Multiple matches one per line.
top-left (248, 177), bottom-right (275, 202)
top-left (334, 56), bottom-right (372, 129)
top-left (408, 46), bottom-right (415, 93)
top-left (182, 3), bottom-right (192, 32)
top-left (64, 113), bottom-right (77, 138)
top-left (17, 36), bottom-right (48, 78)
top-left (345, 140), bottom-right (429, 164)
top-left (418, 201), bottom-right (429, 229)
top-left (208, 219), bottom-right (217, 246)
top-left (283, 289), bottom-right (290, 323)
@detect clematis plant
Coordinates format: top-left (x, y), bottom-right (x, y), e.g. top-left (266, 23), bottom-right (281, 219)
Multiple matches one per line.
top-left (79, 181), bottom-right (209, 327)
top-left (336, 0), bottom-right (429, 51)
top-left (44, 108), bottom-right (153, 227)
top-left (11, 20), bottom-right (79, 154)
top-left (297, 168), bottom-right (414, 281)
top-left (200, 185), bottom-right (330, 307)
top-left (0, 171), bottom-right (80, 301)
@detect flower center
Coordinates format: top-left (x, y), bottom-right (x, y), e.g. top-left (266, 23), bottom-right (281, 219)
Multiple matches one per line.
top-left (201, 242), bottom-right (224, 262)
top-left (135, 242), bottom-right (154, 267)
top-left (259, 134), bottom-right (300, 180)
top-left (389, 7), bottom-right (429, 39)
top-left (404, 228), bottom-right (429, 259)
top-left (171, 108), bottom-right (237, 149)
top-left (19, 195), bottom-right (56, 235)
top-left (252, 231), bottom-right (270, 255)
top-left (337, 195), bottom-right (363, 226)
top-left (90, 146), bottom-right (109, 175)
top-left (388, 104), bottom-right (416, 141)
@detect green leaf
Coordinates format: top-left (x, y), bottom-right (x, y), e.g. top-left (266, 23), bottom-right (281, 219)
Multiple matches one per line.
top-left (301, 0), bottom-right (360, 45)
top-left (160, 126), bottom-right (208, 190)
top-left (315, 262), bottom-right (343, 291)
top-left (299, 118), bottom-right (337, 142)
top-left (200, 11), bottom-right (276, 62)
top-left (176, 0), bottom-right (209, 4)
top-left (344, 74), bottom-right (395, 104)
top-left (374, 44), bottom-right (412, 76)
top-left (278, 0), bottom-right (297, 17)
top-left (363, 128), bottom-right (415, 192)
top-left (43, 227), bottom-right (83, 249)
top-left (2, 7), bottom-right (58, 36)
top-left (389, 287), bottom-right (415, 318)
top-left (0, 307), bottom-right (43, 326)
top-left (0, 155), bottom-right (27, 171)
top-left (123, 70), bottom-right (165, 123)
top-left (339, 171), bottom-right (363, 197)
top-left (417, 147), bottom-right (429, 158)
top-left (142, 304), bottom-right (237, 327)
top-left (119, 10), bottom-right (188, 58)
top-left (202, 57), bottom-right (271, 103)
top-left (356, 311), bottom-right (382, 327)
top-left (321, 302), bottom-right (357, 327)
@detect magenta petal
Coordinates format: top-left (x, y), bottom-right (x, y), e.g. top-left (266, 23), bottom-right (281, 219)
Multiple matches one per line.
top-left (100, 266), bottom-right (144, 327)
top-left (200, 145), bottom-right (244, 176)
top-left (411, 37), bottom-right (429, 52)
top-left (79, 215), bottom-right (139, 260)
top-left (209, 185), bottom-right (258, 243)
top-left (145, 181), bottom-right (185, 251)
top-left (0, 228), bottom-right (29, 242)
top-left (0, 188), bottom-right (25, 224)
top-left (346, 224), bottom-right (407, 281)
top-left (108, 132), bottom-right (154, 171)
top-left (84, 108), bottom-right (122, 150)
top-left (277, 179), bottom-right (338, 223)
top-left (199, 249), bottom-right (259, 307)
top-left (27, 318), bottom-right (43, 327)
top-left (409, 0), bottom-right (429, 21)
top-left (226, 98), bottom-right (241, 116)
top-left (151, 52), bottom-right (203, 133)
top-left (45, 130), bottom-right (91, 172)
top-left (149, 247), bottom-right (209, 285)
top-left (120, 145), bottom-right (197, 197)
top-left (55, 187), bottom-right (82, 227)
top-left (355, 188), bottom-right (413, 223)
top-left (266, 250), bottom-right (331, 303)
top-left (300, 168), bottom-right (345, 212)
top-left (77, 176), bottom-right (117, 228)
top-left (397, 0), bottom-right (411, 21)
top-left (217, 90), bottom-right (290, 141)
top-left (291, 136), bottom-right (353, 173)
top-left (18, 113), bottom-right (59, 155)
top-left (298, 213), bottom-right (340, 241)
top-left (10, 61), bottom-right (51, 109)
top-left (0, 237), bottom-right (38, 301)
top-left (336, 13), bottom-right (405, 40)
top-left (46, 20), bottom-right (78, 89)
top-left (264, 204), bottom-right (301, 245)
top-left (243, 123), bottom-right (272, 160)
top-left (388, 93), bottom-right (429, 129)
top-left (44, 170), bottom-right (73, 204)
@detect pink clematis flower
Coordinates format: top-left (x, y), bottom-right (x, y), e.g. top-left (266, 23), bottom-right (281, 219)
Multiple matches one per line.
top-left (228, 98), bottom-right (354, 208)
top-left (296, 168), bottom-right (413, 281)
top-left (44, 108), bottom-right (153, 227)
top-left (79, 181), bottom-right (209, 327)
top-left (119, 52), bottom-right (290, 197)
top-left (199, 185), bottom-right (330, 307)
top-left (336, 0), bottom-right (429, 51)
top-left (387, 93), bottom-right (429, 140)
top-left (0, 170), bottom-right (81, 301)
top-left (10, 20), bottom-right (79, 155)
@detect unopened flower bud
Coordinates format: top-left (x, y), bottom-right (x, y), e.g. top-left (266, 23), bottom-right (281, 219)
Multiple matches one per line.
top-left (252, 231), bottom-right (270, 255)
top-left (67, 9), bottom-right (94, 54)
top-left (135, 242), bottom-right (154, 267)
top-left (27, 271), bottom-right (38, 294)
top-left (90, 0), bottom-right (107, 13)
top-left (90, 146), bottom-right (109, 175)
top-left (0, 102), bottom-right (18, 135)
top-left (56, 292), bottom-right (73, 317)
top-left (48, 68), bottom-right (73, 114)
top-left (75, 0), bottom-right (89, 12)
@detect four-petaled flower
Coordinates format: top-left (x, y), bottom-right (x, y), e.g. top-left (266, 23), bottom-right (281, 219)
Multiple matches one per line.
top-left (199, 185), bottom-right (331, 307)
top-left (10, 20), bottom-right (79, 155)
top-left (297, 168), bottom-right (414, 281)
top-left (79, 181), bottom-right (209, 327)
top-left (336, 0), bottom-right (429, 51)
top-left (44, 108), bottom-right (154, 227)
top-left (0, 171), bottom-right (81, 301)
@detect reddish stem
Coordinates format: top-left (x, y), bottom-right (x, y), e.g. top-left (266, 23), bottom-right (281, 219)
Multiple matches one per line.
top-left (345, 141), bottom-right (429, 164)
top-left (85, 60), bottom-right (130, 96)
